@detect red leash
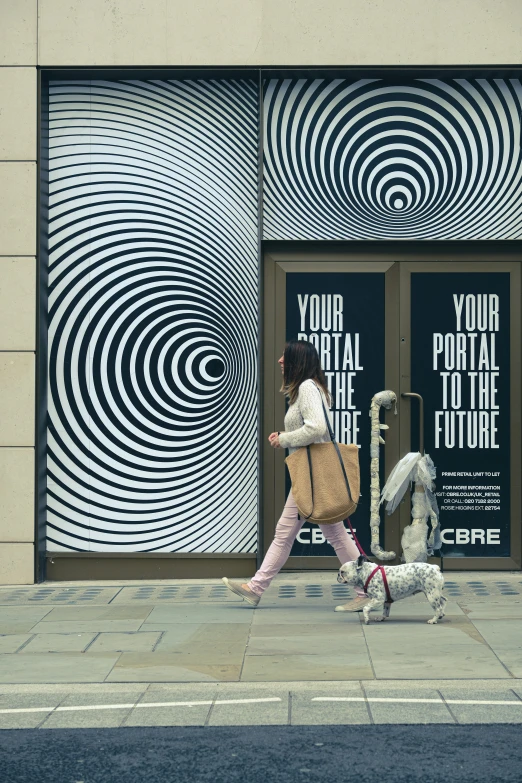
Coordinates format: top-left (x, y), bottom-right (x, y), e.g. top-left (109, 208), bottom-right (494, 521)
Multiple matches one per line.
top-left (344, 518), bottom-right (393, 604)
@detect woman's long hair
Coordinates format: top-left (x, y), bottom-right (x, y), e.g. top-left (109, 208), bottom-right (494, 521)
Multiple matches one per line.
top-left (281, 339), bottom-right (332, 406)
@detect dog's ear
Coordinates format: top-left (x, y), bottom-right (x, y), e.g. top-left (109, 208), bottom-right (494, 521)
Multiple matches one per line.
top-left (356, 555), bottom-right (368, 570)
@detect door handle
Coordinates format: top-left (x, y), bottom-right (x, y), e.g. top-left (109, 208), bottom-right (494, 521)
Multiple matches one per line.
top-left (401, 392), bottom-right (424, 455)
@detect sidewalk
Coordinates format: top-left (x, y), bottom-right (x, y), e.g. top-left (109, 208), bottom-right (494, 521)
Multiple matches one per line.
top-left (0, 571), bottom-right (521, 727)
top-left (0, 572), bottom-right (520, 684)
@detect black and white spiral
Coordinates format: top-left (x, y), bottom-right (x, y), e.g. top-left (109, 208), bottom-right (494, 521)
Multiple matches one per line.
top-left (47, 79), bottom-right (259, 552)
top-left (263, 78), bottom-right (522, 240)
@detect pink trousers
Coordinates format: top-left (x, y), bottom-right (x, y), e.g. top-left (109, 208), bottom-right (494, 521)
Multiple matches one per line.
top-left (247, 491), bottom-right (365, 597)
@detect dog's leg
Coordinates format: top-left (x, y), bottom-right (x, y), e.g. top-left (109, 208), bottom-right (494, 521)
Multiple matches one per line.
top-left (362, 597), bottom-right (382, 624)
top-left (426, 592), bottom-right (446, 624)
top-left (374, 601), bottom-right (392, 622)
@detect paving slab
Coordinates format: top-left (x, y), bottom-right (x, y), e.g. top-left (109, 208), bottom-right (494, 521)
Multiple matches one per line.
top-left (364, 615), bottom-right (489, 645)
top-left (362, 684), bottom-right (454, 724)
top-left (246, 634), bottom-right (352, 656)
top-left (154, 623), bottom-right (250, 650)
top-left (107, 653), bottom-right (241, 683)
top-left (125, 704), bottom-right (213, 728)
top-left (20, 633), bottom-right (97, 653)
top-left (241, 654), bottom-right (373, 682)
top-left (368, 646), bottom-right (510, 679)
top-left (0, 682), bottom-right (148, 696)
top-left (469, 619), bottom-right (522, 647)
top-left (0, 634), bottom-right (32, 653)
top-left (87, 632), bottom-right (161, 653)
top-left (373, 600), bottom-right (465, 619)
top-left (29, 620), bottom-right (145, 634)
top-left (248, 623), bottom-right (355, 638)
top-left (0, 711), bottom-right (54, 729)
top-left (468, 620), bottom-right (522, 677)
top-left (0, 606), bottom-right (53, 633)
top-left (480, 646), bottom-right (522, 678)
top-left (459, 602), bottom-right (522, 620)
top-left (362, 622), bottom-right (511, 679)
top-left (0, 606), bottom-right (54, 623)
top-left (251, 606), bottom-right (359, 626)
top-left (438, 686), bottom-right (522, 723)
top-left (0, 691), bottom-right (69, 711)
top-left (291, 683), bottom-right (370, 725)
top-left (144, 605), bottom-right (254, 625)
top-left (368, 699), bottom-right (453, 724)
top-left (125, 685), bottom-right (217, 726)
top-left (146, 683), bottom-right (220, 696)
top-left (0, 653), bottom-right (120, 684)
top-left (153, 642), bottom-right (247, 665)
top-left (42, 605), bottom-right (155, 621)
top-left (208, 689), bottom-right (289, 726)
top-left (377, 679), bottom-right (516, 694)
top-left (39, 690), bottom-right (140, 729)
top-left (246, 622), bottom-right (368, 661)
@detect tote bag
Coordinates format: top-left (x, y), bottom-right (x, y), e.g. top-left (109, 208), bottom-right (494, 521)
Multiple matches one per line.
top-left (285, 389), bottom-right (360, 525)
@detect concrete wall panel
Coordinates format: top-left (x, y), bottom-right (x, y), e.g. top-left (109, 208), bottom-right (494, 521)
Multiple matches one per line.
top-left (0, 68), bottom-right (37, 161)
top-left (38, 0), bottom-right (522, 66)
top-left (0, 448), bottom-right (34, 542)
top-left (0, 353), bottom-right (35, 447)
top-left (0, 258), bottom-right (36, 351)
top-left (38, 0), bottom-right (262, 66)
top-left (0, 0), bottom-right (37, 66)
top-left (0, 164), bottom-right (37, 256)
top-left (261, 0), bottom-right (522, 65)
top-left (0, 543), bottom-right (34, 584)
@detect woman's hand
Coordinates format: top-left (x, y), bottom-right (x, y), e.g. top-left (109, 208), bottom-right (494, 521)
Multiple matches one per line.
top-left (268, 432), bottom-right (281, 449)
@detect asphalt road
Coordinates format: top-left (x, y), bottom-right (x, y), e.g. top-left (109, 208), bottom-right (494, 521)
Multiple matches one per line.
top-left (2, 725), bottom-right (522, 783)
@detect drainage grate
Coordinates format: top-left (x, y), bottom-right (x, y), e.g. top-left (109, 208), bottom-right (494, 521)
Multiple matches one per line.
top-left (113, 585), bottom-right (238, 603)
top-left (0, 587), bottom-right (120, 605)
top-left (278, 585), bottom-right (297, 599)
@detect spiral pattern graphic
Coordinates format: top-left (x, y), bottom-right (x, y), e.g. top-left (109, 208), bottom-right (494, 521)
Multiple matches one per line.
top-left (263, 78), bottom-right (522, 240)
top-left (47, 79), bottom-right (259, 552)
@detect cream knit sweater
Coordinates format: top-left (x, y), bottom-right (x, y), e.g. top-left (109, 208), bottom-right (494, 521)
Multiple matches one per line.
top-left (278, 379), bottom-right (333, 454)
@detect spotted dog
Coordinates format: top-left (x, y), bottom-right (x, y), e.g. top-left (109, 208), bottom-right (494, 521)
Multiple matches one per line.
top-left (338, 556), bottom-right (447, 625)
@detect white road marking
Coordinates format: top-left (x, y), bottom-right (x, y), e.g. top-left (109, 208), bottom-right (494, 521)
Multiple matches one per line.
top-left (135, 701), bottom-right (212, 709)
top-left (57, 704), bottom-right (135, 711)
top-left (1, 695), bottom-right (521, 717)
top-left (313, 697), bottom-right (436, 703)
top-left (0, 697), bottom-right (282, 716)
top-left (312, 697), bottom-right (522, 706)
top-left (213, 698), bottom-right (282, 706)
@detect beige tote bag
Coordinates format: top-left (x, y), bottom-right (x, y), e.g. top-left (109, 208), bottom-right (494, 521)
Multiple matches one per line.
top-left (285, 390), bottom-right (360, 525)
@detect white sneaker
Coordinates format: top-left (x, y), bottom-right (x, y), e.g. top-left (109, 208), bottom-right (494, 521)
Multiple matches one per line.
top-left (222, 577), bottom-right (260, 607)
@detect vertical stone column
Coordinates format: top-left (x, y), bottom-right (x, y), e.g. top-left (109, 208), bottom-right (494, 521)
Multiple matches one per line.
top-left (0, 1), bottom-right (38, 584)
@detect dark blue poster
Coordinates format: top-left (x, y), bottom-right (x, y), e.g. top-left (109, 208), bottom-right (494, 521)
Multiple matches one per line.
top-left (411, 273), bottom-right (510, 558)
top-left (286, 273), bottom-right (385, 557)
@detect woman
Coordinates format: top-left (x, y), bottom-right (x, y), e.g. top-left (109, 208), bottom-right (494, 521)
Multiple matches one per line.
top-left (223, 339), bottom-right (368, 612)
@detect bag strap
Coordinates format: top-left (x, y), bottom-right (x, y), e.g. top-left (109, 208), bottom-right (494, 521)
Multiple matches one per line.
top-left (302, 383), bottom-right (354, 520)
top-left (318, 395), bottom-right (353, 504)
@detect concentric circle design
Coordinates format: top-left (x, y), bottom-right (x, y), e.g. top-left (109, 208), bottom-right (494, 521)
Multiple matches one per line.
top-left (263, 78), bottom-right (522, 240)
top-left (47, 79), bottom-right (259, 552)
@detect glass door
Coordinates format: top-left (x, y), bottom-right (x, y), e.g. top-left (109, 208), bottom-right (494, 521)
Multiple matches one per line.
top-left (263, 252), bottom-right (401, 570)
top-left (263, 250), bottom-right (521, 572)
top-left (401, 260), bottom-right (521, 571)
